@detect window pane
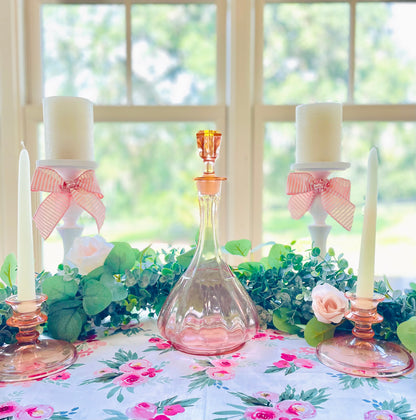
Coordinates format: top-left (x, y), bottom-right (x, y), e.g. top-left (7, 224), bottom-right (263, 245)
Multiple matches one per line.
top-left (263, 122), bottom-right (416, 285)
top-left (42, 5), bottom-right (126, 104)
top-left (131, 4), bottom-right (216, 105)
top-left (355, 3), bottom-right (416, 103)
top-left (263, 3), bottom-right (349, 104)
top-left (41, 122), bottom-right (215, 272)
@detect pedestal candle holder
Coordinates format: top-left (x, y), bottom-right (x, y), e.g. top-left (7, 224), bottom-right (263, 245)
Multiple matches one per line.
top-left (36, 159), bottom-right (97, 262)
top-left (290, 161), bottom-right (350, 256)
top-left (0, 294), bottom-right (77, 382)
top-left (316, 292), bottom-right (414, 378)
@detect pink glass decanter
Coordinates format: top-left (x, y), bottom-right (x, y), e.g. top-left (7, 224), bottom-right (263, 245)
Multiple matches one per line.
top-left (157, 130), bottom-right (259, 355)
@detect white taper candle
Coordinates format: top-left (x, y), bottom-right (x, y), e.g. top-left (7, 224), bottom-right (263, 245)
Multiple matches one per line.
top-left (356, 147), bottom-right (379, 299)
top-left (17, 146), bottom-right (36, 301)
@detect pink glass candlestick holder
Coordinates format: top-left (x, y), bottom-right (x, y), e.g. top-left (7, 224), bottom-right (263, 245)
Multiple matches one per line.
top-left (0, 294), bottom-right (77, 382)
top-left (316, 292), bottom-right (414, 378)
top-left (157, 130), bottom-right (259, 355)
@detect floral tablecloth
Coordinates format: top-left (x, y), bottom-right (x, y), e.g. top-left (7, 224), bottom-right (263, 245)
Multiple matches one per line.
top-left (1, 318), bottom-right (415, 420)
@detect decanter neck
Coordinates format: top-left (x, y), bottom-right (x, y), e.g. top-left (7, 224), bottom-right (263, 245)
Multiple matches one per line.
top-left (196, 191), bottom-right (221, 261)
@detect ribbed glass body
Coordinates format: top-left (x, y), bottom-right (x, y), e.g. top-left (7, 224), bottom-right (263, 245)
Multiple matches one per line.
top-left (157, 184), bottom-right (259, 355)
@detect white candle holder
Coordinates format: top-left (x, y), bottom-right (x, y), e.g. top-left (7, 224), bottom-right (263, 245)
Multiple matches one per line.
top-left (290, 161), bottom-right (350, 256)
top-left (36, 159), bottom-right (97, 263)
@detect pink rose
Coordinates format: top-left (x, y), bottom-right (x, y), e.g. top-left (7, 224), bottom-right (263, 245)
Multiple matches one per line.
top-left (253, 392), bottom-right (280, 403)
top-left (120, 359), bottom-right (152, 373)
top-left (311, 283), bottom-right (348, 324)
top-left (154, 416), bottom-right (170, 420)
top-left (163, 404), bottom-right (185, 416)
top-left (49, 371), bottom-right (71, 380)
top-left (273, 360), bottom-right (291, 369)
top-left (206, 367), bottom-right (235, 380)
top-left (244, 406), bottom-right (281, 419)
top-left (16, 405), bottom-right (54, 420)
top-left (113, 372), bottom-right (148, 387)
top-left (293, 358), bottom-right (315, 369)
top-left (149, 337), bottom-right (163, 343)
top-left (276, 400), bottom-right (316, 419)
top-left (126, 402), bottom-right (157, 420)
top-left (211, 358), bottom-right (238, 368)
top-left (141, 368), bottom-right (162, 378)
top-left (66, 235), bottom-right (114, 275)
top-left (0, 402), bottom-right (20, 419)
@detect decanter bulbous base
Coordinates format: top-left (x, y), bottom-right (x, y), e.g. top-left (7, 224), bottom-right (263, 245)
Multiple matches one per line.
top-left (157, 260), bottom-right (259, 356)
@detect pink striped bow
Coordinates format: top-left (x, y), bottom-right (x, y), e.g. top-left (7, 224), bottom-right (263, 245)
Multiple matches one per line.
top-left (286, 172), bottom-right (355, 231)
top-left (31, 167), bottom-right (105, 239)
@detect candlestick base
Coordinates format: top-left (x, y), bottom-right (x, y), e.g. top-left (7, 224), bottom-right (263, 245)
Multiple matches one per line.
top-left (0, 294), bottom-right (77, 383)
top-left (316, 293), bottom-right (414, 377)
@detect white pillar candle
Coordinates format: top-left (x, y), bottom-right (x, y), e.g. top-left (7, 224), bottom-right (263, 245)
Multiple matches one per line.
top-left (356, 147), bottom-right (378, 299)
top-left (17, 147), bottom-right (36, 301)
top-left (43, 96), bottom-right (94, 160)
top-left (296, 102), bottom-right (342, 163)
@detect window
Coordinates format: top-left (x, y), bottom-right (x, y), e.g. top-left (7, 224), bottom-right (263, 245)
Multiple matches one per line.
top-left (1, 0), bottom-right (415, 286)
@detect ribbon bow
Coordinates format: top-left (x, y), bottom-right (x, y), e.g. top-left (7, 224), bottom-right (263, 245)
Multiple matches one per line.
top-left (31, 167), bottom-right (105, 239)
top-left (286, 172), bottom-right (355, 231)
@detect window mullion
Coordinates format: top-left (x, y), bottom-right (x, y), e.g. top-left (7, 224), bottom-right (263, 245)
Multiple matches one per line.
top-left (348, 0), bottom-right (356, 103)
top-left (125, 0), bottom-right (133, 105)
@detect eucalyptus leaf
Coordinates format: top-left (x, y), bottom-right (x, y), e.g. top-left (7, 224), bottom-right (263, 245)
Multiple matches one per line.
top-left (304, 317), bottom-right (336, 347)
top-left (273, 308), bottom-right (302, 335)
top-left (0, 253), bottom-right (17, 288)
top-left (47, 300), bottom-right (85, 342)
top-left (268, 244), bottom-right (291, 268)
top-left (224, 239), bottom-right (252, 257)
top-left (176, 248), bottom-right (196, 267)
top-left (105, 242), bottom-right (136, 274)
top-left (82, 279), bottom-right (112, 315)
top-left (397, 316), bottom-right (416, 353)
top-left (41, 275), bottom-right (78, 303)
top-left (100, 272), bottom-right (128, 302)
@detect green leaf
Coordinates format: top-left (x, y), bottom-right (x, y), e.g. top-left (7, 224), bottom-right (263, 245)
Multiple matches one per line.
top-left (224, 239), bottom-right (252, 257)
top-left (0, 253), bottom-right (17, 288)
top-left (47, 300), bottom-right (85, 342)
top-left (268, 244), bottom-right (290, 268)
top-left (397, 316), bottom-right (416, 353)
top-left (100, 272), bottom-right (128, 302)
top-left (82, 279), bottom-right (112, 315)
top-left (85, 265), bottom-right (106, 280)
top-left (176, 248), bottom-right (196, 267)
top-left (272, 308), bottom-right (301, 335)
top-left (41, 275), bottom-right (78, 303)
top-left (304, 317), bottom-right (336, 347)
top-left (105, 242), bottom-right (136, 274)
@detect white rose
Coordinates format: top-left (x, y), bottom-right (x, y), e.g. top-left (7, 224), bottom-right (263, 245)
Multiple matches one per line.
top-left (66, 235), bottom-right (114, 275)
top-left (311, 283), bottom-right (348, 324)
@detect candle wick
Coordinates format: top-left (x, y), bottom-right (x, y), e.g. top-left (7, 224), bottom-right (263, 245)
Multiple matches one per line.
top-left (20, 141), bottom-right (27, 150)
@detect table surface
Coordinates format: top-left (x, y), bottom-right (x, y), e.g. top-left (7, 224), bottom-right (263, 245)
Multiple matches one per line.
top-left (1, 318), bottom-right (415, 420)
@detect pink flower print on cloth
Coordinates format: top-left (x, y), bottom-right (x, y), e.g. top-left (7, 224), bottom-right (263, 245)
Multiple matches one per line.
top-left (364, 410), bottom-right (401, 420)
top-left (267, 352), bottom-right (315, 375)
top-left (120, 359), bottom-right (152, 373)
top-left (275, 400), bottom-right (316, 419)
top-left (206, 367), bottom-right (236, 380)
top-left (211, 358), bottom-right (239, 369)
top-left (0, 401), bottom-right (20, 419)
top-left (293, 358), bottom-right (315, 369)
top-left (253, 392), bottom-right (280, 404)
top-left (49, 370), bottom-right (71, 381)
top-left (163, 404), bottom-right (185, 416)
top-left (113, 372), bottom-right (149, 387)
top-left (15, 405), bottom-right (54, 420)
top-left (244, 406), bottom-right (281, 419)
top-left (273, 360), bottom-right (291, 369)
top-left (126, 402), bottom-right (157, 419)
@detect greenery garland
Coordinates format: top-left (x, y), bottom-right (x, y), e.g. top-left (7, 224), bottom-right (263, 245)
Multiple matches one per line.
top-left (0, 240), bottom-right (415, 353)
